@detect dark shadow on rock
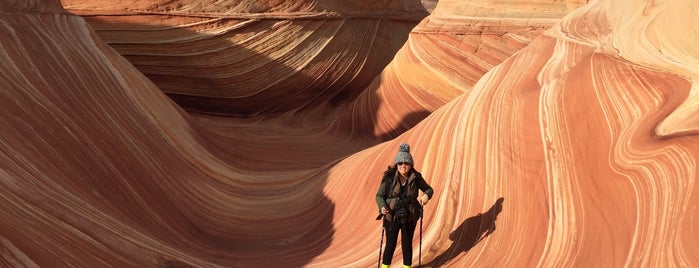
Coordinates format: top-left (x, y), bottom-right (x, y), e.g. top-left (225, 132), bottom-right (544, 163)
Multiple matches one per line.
top-left (423, 197), bottom-right (504, 267)
top-left (63, 4), bottom-right (424, 267)
top-left (45, 14), bottom-right (339, 268)
top-left (378, 110), bottom-right (432, 141)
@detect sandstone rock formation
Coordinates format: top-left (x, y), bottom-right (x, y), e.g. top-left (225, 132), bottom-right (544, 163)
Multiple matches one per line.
top-left (2, 0), bottom-right (698, 267)
top-left (61, 0), bottom-right (430, 117)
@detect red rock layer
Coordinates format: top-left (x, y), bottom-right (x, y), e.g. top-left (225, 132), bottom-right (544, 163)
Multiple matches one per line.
top-left (0, 0), bottom-right (64, 12)
top-left (62, 0), bottom-right (427, 16)
top-left (0, 5), bottom-right (348, 267)
top-left (3, 0), bottom-right (699, 267)
top-left (331, 0), bottom-right (586, 140)
top-left (60, 0), bottom-right (429, 117)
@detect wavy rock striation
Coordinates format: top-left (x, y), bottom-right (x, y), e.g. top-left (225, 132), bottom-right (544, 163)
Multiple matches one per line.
top-left (2, 0), bottom-right (698, 267)
top-left (333, 0), bottom-right (586, 140)
top-left (60, 0), bottom-right (429, 117)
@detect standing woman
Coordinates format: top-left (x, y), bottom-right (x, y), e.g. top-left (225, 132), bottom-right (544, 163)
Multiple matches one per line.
top-left (376, 143), bottom-right (434, 268)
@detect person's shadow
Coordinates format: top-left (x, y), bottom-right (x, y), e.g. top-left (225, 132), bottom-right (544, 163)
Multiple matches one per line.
top-left (423, 197), bottom-right (504, 267)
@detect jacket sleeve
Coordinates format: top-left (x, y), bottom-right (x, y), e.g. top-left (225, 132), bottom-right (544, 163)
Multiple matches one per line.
top-left (416, 174), bottom-right (434, 199)
top-left (376, 178), bottom-right (389, 212)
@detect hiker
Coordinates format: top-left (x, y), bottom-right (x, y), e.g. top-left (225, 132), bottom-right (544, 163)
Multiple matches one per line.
top-left (376, 143), bottom-right (434, 268)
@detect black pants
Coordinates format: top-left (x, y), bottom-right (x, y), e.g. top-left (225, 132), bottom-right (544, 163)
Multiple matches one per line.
top-left (382, 220), bottom-right (417, 266)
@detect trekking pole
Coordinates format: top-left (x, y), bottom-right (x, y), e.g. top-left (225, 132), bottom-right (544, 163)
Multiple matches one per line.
top-left (419, 206), bottom-right (423, 268)
top-left (378, 227), bottom-right (384, 268)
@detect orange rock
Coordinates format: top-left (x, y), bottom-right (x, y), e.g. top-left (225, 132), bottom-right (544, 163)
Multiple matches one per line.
top-left (2, 0), bottom-right (698, 267)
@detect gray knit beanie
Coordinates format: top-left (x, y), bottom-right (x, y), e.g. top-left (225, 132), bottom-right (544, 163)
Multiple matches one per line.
top-left (394, 143), bottom-right (414, 165)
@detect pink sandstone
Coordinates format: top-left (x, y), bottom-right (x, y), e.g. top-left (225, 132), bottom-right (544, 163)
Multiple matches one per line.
top-left (1, 0), bottom-right (698, 267)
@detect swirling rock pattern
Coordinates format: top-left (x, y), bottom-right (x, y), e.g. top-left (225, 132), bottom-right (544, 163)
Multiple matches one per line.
top-left (2, 0), bottom-right (698, 268)
top-left (61, 0), bottom-right (430, 117)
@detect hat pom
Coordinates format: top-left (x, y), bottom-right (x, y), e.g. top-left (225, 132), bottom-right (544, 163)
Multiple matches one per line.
top-left (394, 143), bottom-right (414, 165)
top-left (398, 143), bottom-right (410, 153)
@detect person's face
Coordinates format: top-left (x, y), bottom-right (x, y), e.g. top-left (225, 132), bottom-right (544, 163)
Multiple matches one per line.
top-left (397, 162), bottom-right (411, 177)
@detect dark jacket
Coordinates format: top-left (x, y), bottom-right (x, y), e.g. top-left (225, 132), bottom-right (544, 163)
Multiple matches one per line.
top-left (376, 167), bottom-right (434, 226)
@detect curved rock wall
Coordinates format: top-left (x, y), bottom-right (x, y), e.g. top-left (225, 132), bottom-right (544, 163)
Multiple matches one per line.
top-left (2, 0), bottom-right (698, 267)
top-left (60, 0), bottom-right (429, 117)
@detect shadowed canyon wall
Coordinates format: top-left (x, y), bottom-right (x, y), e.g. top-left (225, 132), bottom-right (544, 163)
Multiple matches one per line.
top-left (2, 0), bottom-right (699, 267)
top-left (61, 0), bottom-right (429, 117)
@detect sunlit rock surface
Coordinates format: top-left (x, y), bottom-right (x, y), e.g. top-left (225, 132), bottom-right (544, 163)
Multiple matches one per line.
top-left (2, 0), bottom-right (699, 267)
top-left (333, 0), bottom-right (586, 139)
